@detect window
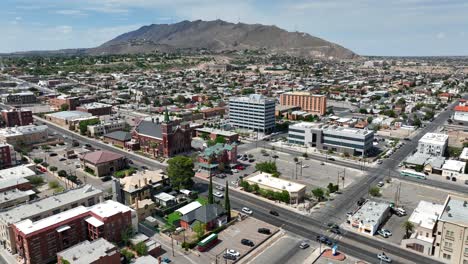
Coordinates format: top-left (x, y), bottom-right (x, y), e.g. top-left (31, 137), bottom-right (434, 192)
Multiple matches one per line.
top-left (446, 230), bottom-right (455, 237)
top-left (443, 253), bottom-right (451, 260)
top-left (444, 242), bottom-right (453, 248)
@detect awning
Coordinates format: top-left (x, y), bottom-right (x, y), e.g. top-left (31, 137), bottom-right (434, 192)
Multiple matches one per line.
top-left (56, 225), bottom-right (71, 233)
top-left (85, 217), bottom-right (104, 227)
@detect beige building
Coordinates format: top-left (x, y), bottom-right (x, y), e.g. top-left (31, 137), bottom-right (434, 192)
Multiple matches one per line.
top-left (115, 169), bottom-right (170, 205)
top-left (246, 172), bottom-right (306, 203)
top-left (434, 195), bottom-right (468, 263)
top-left (0, 185), bottom-right (102, 252)
top-left (401, 200), bottom-right (444, 256)
top-left (0, 125), bottom-right (48, 146)
top-left (279, 92), bottom-right (327, 116)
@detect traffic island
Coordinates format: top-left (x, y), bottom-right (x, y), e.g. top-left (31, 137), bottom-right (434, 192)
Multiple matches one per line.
top-left (322, 249), bottom-right (346, 261)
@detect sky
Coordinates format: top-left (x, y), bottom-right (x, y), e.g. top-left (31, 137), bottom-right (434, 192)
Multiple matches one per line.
top-left (1, 0), bottom-right (468, 56)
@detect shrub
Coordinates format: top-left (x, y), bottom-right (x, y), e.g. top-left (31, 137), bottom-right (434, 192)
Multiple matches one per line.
top-left (28, 176), bottom-right (44, 186)
top-left (49, 166), bottom-right (58, 172)
top-left (369, 186), bottom-right (381, 197)
top-left (48, 181), bottom-right (60, 189)
top-left (58, 170), bottom-right (67, 177)
top-left (33, 158), bottom-right (43, 164)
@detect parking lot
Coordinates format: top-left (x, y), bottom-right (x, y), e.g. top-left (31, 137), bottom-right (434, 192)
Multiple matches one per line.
top-left (207, 217), bottom-right (278, 262)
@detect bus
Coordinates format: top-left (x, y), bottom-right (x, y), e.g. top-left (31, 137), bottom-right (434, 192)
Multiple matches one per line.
top-left (197, 233), bottom-right (218, 252)
top-left (400, 169), bottom-right (426, 180)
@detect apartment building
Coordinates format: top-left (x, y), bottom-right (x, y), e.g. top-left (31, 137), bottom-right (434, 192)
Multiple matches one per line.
top-left (1, 109), bottom-right (33, 127)
top-left (0, 185), bottom-right (102, 253)
top-left (417, 133), bottom-right (449, 157)
top-left (2, 92), bottom-right (36, 105)
top-left (279, 92), bottom-right (327, 116)
top-left (434, 195), bottom-right (468, 264)
top-left (453, 99), bottom-right (468, 125)
top-left (87, 120), bottom-right (126, 137)
top-left (0, 143), bottom-right (16, 169)
top-left (76, 102), bottom-right (112, 116)
top-left (288, 122), bottom-right (374, 156)
top-left (13, 200), bottom-right (136, 264)
top-left (0, 125), bottom-right (48, 146)
top-left (49, 95), bottom-right (80, 111)
top-left (228, 94), bottom-right (275, 133)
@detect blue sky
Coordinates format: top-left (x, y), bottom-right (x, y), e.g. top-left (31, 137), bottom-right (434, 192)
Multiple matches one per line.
top-left (1, 0), bottom-right (468, 56)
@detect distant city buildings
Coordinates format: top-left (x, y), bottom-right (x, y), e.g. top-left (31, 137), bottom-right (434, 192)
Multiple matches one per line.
top-left (2, 92), bottom-right (36, 105)
top-left (228, 94), bottom-right (275, 133)
top-left (0, 125), bottom-right (48, 146)
top-left (87, 120), bottom-right (126, 137)
top-left (279, 92), bottom-right (327, 116)
top-left (1, 108), bottom-right (33, 127)
top-left (76, 102), bottom-right (113, 116)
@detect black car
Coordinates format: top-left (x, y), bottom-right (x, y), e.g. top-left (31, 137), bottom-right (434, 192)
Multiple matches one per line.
top-left (357, 197), bottom-right (366, 206)
top-left (223, 254), bottom-right (236, 260)
top-left (327, 223), bottom-right (339, 229)
top-left (330, 227), bottom-right (341, 235)
top-left (316, 235), bottom-right (333, 246)
top-left (327, 157), bottom-right (335, 161)
top-left (248, 159), bottom-right (255, 162)
top-left (141, 166), bottom-right (148, 170)
top-left (49, 153), bottom-right (58, 157)
top-left (85, 143), bottom-right (92, 148)
top-left (241, 239), bottom-right (255, 247)
top-left (272, 155), bottom-right (279, 159)
top-left (258, 228), bottom-right (271, 235)
top-left (269, 210), bottom-right (279, 216)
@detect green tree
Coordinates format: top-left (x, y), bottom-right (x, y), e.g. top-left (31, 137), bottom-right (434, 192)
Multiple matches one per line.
top-left (224, 181), bottom-right (231, 222)
top-left (121, 226), bottom-right (134, 246)
top-left (193, 221), bottom-right (206, 239)
top-left (311, 188), bottom-right (325, 201)
top-left (302, 153), bottom-right (308, 158)
top-left (78, 119), bottom-right (100, 135)
top-left (133, 241), bottom-right (148, 256)
top-left (120, 249), bottom-right (135, 262)
top-left (369, 186), bottom-right (381, 197)
top-left (60, 103), bottom-right (69, 111)
top-left (293, 157), bottom-right (299, 162)
top-left (33, 158), bottom-right (43, 164)
top-left (402, 220), bottom-right (414, 239)
top-left (255, 161), bottom-right (280, 177)
top-left (214, 136), bottom-right (226, 144)
top-left (359, 108), bottom-right (368, 114)
top-left (412, 114), bottom-right (422, 127)
top-left (167, 156), bottom-right (195, 190)
top-left (208, 176), bottom-right (214, 204)
top-left (49, 166), bottom-right (58, 172)
top-left (58, 170), bottom-right (67, 177)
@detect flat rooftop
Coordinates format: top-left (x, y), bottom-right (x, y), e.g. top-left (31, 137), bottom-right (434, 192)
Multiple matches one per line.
top-left (0, 189), bottom-right (34, 206)
top-left (409, 200), bottom-right (444, 230)
top-left (439, 195), bottom-right (468, 226)
top-left (79, 102), bottom-right (112, 109)
top-left (0, 165), bottom-right (36, 182)
top-left (0, 125), bottom-right (48, 137)
top-left (283, 91), bottom-right (325, 97)
top-left (57, 238), bottom-right (117, 264)
top-left (89, 200), bottom-right (132, 218)
top-left (350, 201), bottom-right (390, 226)
top-left (195, 127), bottom-right (237, 137)
top-left (246, 172), bottom-right (306, 193)
top-left (323, 125), bottom-right (374, 136)
top-left (45, 111), bottom-right (92, 120)
top-left (229, 94), bottom-right (275, 104)
top-left (419, 133), bottom-right (449, 145)
top-left (289, 122), bottom-right (321, 130)
top-left (0, 185), bottom-right (102, 225)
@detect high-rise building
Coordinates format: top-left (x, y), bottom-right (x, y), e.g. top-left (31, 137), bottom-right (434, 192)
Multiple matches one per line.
top-left (228, 94), bottom-right (275, 133)
top-left (279, 92), bottom-right (327, 116)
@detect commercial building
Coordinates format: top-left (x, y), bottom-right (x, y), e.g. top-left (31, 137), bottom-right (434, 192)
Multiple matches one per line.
top-left (0, 188), bottom-right (35, 209)
top-left (434, 195), bottom-right (468, 263)
top-left (246, 172), bottom-right (307, 203)
top-left (1, 109), bottom-right (33, 127)
top-left (2, 92), bottom-right (36, 105)
top-left (228, 94), bottom-right (275, 133)
top-left (0, 143), bottom-right (17, 169)
top-left (279, 92), bottom-right (327, 116)
top-left (80, 150), bottom-right (127, 177)
top-left (44, 111), bottom-right (96, 129)
top-left (0, 185), bottom-right (102, 253)
top-left (442, 160), bottom-right (467, 182)
top-left (76, 102), bottom-right (112, 116)
top-left (453, 100), bottom-right (468, 124)
top-left (347, 200), bottom-right (391, 236)
top-left (0, 165), bottom-right (36, 186)
top-left (401, 200), bottom-right (444, 256)
top-left (102, 131), bottom-right (132, 148)
top-left (195, 127), bottom-right (239, 143)
top-left (0, 125), bottom-right (48, 146)
top-left (57, 238), bottom-right (120, 264)
top-left (12, 200), bottom-right (137, 264)
top-left (87, 120), bottom-right (126, 137)
top-left (49, 95), bottom-right (80, 111)
top-left (288, 122), bottom-right (374, 156)
top-left (132, 112), bottom-right (192, 157)
top-left (417, 133), bottom-right (449, 157)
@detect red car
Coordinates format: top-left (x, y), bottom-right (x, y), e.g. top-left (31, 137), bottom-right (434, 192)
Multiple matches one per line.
top-left (235, 165), bottom-right (245, 170)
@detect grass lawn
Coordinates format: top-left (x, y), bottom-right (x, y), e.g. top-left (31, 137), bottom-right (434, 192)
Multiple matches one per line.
top-left (196, 197), bottom-right (208, 206)
top-left (167, 211), bottom-right (181, 226)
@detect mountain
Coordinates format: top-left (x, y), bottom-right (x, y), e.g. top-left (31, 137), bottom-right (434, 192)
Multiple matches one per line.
top-left (89, 20), bottom-right (357, 59)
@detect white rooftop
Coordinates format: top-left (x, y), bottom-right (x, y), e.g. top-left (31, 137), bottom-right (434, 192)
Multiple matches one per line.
top-left (289, 122), bottom-right (321, 129)
top-left (79, 102), bottom-right (112, 109)
top-left (0, 125), bottom-right (48, 137)
top-left (442, 160), bottom-right (465, 172)
top-left (176, 201), bottom-right (202, 215)
top-left (460, 147), bottom-right (468, 160)
top-left (89, 200), bottom-right (132, 218)
top-left (0, 165), bottom-right (36, 182)
top-left (247, 172), bottom-right (306, 193)
top-left (350, 201), bottom-right (390, 226)
top-left (0, 189), bottom-right (34, 205)
top-left (85, 216), bottom-right (104, 227)
top-left (419, 133), bottom-right (448, 146)
top-left (408, 200), bottom-right (444, 230)
top-left (154, 192), bottom-right (176, 202)
top-left (57, 238), bottom-right (117, 264)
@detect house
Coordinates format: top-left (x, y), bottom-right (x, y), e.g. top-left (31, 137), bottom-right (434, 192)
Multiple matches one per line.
top-left (196, 143), bottom-right (237, 176)
top-left (80, 150), bottom-right (127, 177)
top-left (103, 131), bottom-right (132, 148)
top-left (180, 204), bottom-right (226, 231)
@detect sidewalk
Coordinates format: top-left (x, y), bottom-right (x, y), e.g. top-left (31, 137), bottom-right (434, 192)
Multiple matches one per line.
top-left (0, 248), bottom-right (19, 264)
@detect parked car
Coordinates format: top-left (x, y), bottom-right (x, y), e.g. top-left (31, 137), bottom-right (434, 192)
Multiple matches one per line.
top-left (162, 257), bottom-right (172, 263)
top-left (84, 143), bottom-right (92, 148)
top-left (49, 153), bottom-right (58, 157)
top-left (381, 229), bottom-right (392, 236)
top-left (248, 159), bottom-right (255, 163)
top-left (377, 253), bottom-right (392, 263)
top-left (242, 207), bottom-right (253, 215)
top-left (272, 155), bottom-right (279, 159)
top-left (223, 254), bottom-right (236, 260)
top-left (141, 166), bottom-right (149, 170)
top-left (226, 249), bottom-right (240, 257)
top-left (299, 242), bottom-right (310, 249)
top-left (232, 169), bottom-right (239, 173)
top-left (377, 181), bottom-right (384, 187)
top-left (357, 197), bottom-right (367, 206)
top-left (59, 158), bottom-right (67, 161)
top-left (377, 159), bottom-right (383, 164)
top-left (330, 227), bottom-right (341, 234)
top-left (241, 239), bottom-right (254, 247)
top-left (258, 228), bottom-right (271, 235)
top-left (214, 192), bottom-right (224, 198)
top-left (328, 157), bottom-right (335, 161)
top-left (327, 223), bottom-right (339, 229)
top-left (269, 210), bottom-right (279, 216)
top-left (393, 207), bottom-right (407, 216)
top-left (377, 229), bottom-right (389, 238)
top-left (302, 164), bottom-right (309, 168)
top-left (216, 185), bottom-right (225, 191)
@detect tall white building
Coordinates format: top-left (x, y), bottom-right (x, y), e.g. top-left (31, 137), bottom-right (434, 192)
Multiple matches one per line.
top-left (417, 133), bottom-right (448, 157)
top-left (228, 94), bottom-right (275, 133)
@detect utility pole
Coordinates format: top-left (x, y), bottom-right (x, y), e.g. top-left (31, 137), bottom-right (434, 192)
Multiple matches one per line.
top-left (171, 233), bottom-right (175, 257)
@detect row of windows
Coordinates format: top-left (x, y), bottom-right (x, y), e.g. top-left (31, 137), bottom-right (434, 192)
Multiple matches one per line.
top-left (289, 128), bottom-right (305, 134)
top-left (289, 134), bottom-right (305, 140)
top-left (288, 139), bottom-right (305, 145)
top-left (323, 139), bottom-right (366, 150)
top-left (324, 133), bottom-right (373, 143)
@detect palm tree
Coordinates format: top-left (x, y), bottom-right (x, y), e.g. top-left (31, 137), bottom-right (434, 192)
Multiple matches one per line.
top-left (402, 220), bottom-right (414, 239)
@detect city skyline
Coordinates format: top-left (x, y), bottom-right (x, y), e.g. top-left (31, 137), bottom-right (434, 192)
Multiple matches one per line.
top-left (1, 0), bottom-right (468, 56)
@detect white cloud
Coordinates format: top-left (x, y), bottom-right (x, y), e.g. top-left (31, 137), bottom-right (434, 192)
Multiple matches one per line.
top-left (56, 25), bottom-right (73, 34)
top-left (436, 32), bottom-right (446, 39)
top-left (56, 10), bottom-right (87, 16)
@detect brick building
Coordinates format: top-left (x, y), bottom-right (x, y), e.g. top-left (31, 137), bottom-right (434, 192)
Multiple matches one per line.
top-left (0, 143), bottom-right (16, 169)
top-left (13, 200), bottom-right (136, 264)
top-left (49, 95), bottom-right (80, 111)
top-left (196, 143), bottom-right (237, 176)
top-left (132, 111), bottom-right (192, 157)
top-left (1, 109), bottom-right (33, 127)
top-left (80, 150), bottom-right (127, 177)
top-left (200, 107), bottom-right (226, 119)
top-left (76, 103), bottom-right (112, 116)
top-left (279, 92), bottom-right (327, 116)
top-left (0, 125), bottom-right (48, 147)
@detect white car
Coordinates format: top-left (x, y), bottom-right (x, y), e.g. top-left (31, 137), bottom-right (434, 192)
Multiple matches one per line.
top-left (232, 169), bottom-right (239, 173)
top-left (302, 165), bottom-right (309, 168)
top-left (381, 228), bottom-right (392, 236)
top-left (226, 249), bottom-right (240, 257)
top-left (214, 191), bottom-right (224, 198)
top-left (242, 207), bottom-right (253, 215)
top-left (377, 253), bottom-right (392, 263)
